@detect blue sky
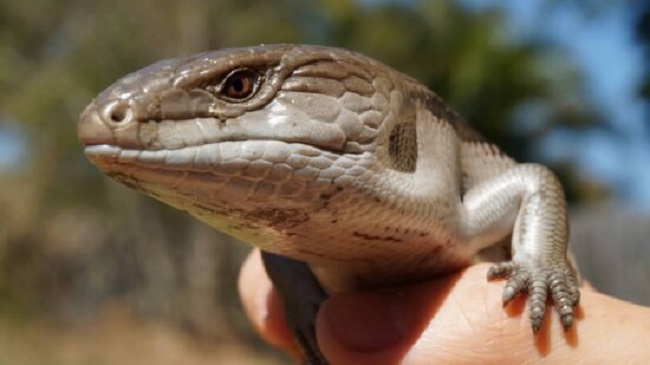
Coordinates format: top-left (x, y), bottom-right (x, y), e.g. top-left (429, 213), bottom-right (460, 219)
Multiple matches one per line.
top-left (464, 0), bottom-right (649, 209)
top-left (0, 120), bottom-right (26, 172)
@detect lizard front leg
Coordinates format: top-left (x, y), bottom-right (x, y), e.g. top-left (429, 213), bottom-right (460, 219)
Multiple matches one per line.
top-left (460, 163), bottom-right (580, 332)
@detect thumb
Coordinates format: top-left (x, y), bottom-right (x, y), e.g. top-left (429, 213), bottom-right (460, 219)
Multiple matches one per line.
top-left (314, 264), bottom-right (535, 365)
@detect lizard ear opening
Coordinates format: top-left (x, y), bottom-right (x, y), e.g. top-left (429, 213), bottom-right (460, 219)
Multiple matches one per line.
top-left (388, 119), bottom-right (417, 173)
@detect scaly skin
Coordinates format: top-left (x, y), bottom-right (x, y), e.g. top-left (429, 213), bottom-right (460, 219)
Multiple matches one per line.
top-left (78, 44), bottom-right (580, 365)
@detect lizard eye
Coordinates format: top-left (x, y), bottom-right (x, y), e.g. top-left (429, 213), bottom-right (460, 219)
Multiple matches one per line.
top-left (219, 68), bottom-right (259, 101)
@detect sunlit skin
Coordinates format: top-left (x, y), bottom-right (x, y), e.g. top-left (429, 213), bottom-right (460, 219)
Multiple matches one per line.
top-left (240, 249), bottom-right (650, 365)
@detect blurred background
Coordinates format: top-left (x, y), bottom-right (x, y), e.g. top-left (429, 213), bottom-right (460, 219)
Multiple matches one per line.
top-left (1, 0), bottom-right (648, 363)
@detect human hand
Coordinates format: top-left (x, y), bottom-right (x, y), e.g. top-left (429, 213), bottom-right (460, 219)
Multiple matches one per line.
top-left (239, 249), bottom-right (650, 364)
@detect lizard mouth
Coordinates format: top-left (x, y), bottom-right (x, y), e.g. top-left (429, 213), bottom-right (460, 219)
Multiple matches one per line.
top-left (83, 140), bottom-right (350, 207)
top-left (83, 139), bottom-right (343, 175)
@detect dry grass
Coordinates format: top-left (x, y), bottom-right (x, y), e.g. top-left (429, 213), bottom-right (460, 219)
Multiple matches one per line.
top-left (0, 303), bottom-right (288, 365)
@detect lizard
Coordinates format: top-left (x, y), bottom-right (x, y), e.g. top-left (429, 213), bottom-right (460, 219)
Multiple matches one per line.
top-left (77, 44), bottom-right (580, 365)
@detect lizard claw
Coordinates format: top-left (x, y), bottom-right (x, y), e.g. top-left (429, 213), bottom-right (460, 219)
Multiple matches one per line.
top-left (487, 261), bottom-right (580, 333)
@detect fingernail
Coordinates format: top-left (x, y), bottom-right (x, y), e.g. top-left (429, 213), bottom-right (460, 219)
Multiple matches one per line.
top-left (322, 292), bottom-right (409, 352)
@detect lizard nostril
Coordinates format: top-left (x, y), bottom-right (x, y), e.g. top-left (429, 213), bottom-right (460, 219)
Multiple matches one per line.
top-left (102, 100), bottom-right (132, 124)
top-left (110, 109), bottom-right (126, 122)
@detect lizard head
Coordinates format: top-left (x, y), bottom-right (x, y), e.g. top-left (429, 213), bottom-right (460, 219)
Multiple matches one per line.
top-left (78, 44), bottom-right (455, 254)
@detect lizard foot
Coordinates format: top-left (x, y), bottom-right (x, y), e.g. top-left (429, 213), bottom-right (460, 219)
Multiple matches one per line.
top-left (487, 261), bottom-right (580, 333)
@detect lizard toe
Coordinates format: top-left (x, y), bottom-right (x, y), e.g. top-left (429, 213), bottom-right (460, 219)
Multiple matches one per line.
top-left (487, 261), bottom-right (518, 280)
top-left (528, 276), bottom-right (549, 333)
top-left (487, 261), bottom-right (528, 305)
top-left (548, 268), bottom-right (580, 330)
